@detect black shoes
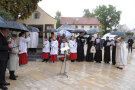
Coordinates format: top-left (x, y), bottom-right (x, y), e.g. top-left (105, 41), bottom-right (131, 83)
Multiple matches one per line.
top-left (3, 82), bottom-right (10, 86)
top-left (0, 85), bottom-right (8, 90)
top-left (9, 76), bottom-right (17, 80)
top-left (117, 67), bottom-right (123, 70)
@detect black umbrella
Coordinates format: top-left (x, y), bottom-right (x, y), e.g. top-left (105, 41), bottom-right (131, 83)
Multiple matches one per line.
top-left (44, 28), bottom-right (57, 33)
top-left (110, 31), bottom-right (127, 37)
top-left (86, 28), bottom-right (102, 34)
top-left (57, 23), bottom-right (76, 31)
top-left (26, 26), bottom-right (40, 32)
top-left (6, 21), bottom-right (29, 32)
top-left (71, 29), bottom-right (86, 33)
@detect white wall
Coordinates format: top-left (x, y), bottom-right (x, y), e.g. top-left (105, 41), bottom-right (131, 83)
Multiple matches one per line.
top-left (71, 25), bottom-right (99, 30)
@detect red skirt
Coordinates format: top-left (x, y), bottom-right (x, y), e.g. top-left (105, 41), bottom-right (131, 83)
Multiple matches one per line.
top-left (60, 54), bottom-right (67, 60)
top-left (19, 53), bottom-right (28, 65)
top-left (42, 52), bottom-right (49, 59)
top-left (51, 55), bottom-right (57, 61)
top-left (70, 53), bottom-right (77, 60)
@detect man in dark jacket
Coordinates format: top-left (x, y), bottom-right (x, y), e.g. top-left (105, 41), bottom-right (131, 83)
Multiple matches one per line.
top-left (128, 37), bottom-right (134, 53)
top-left (0, 29), bottom-right (12, 90)
top-left (76, 33), bottom-right (85, 62)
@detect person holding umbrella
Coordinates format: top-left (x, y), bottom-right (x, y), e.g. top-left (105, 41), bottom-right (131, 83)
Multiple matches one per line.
top-left (0, 29), bottom-right (12, 90)
top-left (19, 32), bottom-right (30, 65)
top-left (76, 32), bottom-right (85, 62)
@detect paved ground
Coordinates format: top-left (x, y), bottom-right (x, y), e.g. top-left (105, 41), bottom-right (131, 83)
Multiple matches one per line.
top-left (5, 50), bottom-right (135, 90)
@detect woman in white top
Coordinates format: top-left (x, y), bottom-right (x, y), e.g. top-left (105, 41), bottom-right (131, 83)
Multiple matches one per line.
top-left (42, 37), bottom-right (50, 62)
top-left (19, 32), bottom-right (30, 65)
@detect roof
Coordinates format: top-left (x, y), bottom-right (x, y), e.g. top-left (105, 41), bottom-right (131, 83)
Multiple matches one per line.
top-left (60, 17), bottom-right (100, 25)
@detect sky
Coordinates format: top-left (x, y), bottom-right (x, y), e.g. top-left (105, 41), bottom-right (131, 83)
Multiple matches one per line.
top-left (38, 0), bottom-right (135, 29)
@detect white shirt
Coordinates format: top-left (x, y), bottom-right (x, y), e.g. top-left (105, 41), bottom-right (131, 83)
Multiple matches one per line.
top-left (60, 42), bottom-right (68, 54)
top-left (50, 40), bottom-right (58, 55)
top-left (42, 40), bottom-right (50, 53)
top-left (69, 40), bottom-right (77, 53)
top-left (19, 37), bottom-right (30, 54)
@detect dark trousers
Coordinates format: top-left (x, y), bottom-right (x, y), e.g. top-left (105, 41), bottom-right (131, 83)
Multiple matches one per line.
top-left (0, 60), bottom-right (8, 85)
top-left (112, 47), bottom-right (116, 65)
top-left (128, 45), bottom-right (133, 53)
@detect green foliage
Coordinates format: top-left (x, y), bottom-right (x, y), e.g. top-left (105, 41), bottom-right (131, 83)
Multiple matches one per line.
top-left (0, 0), bottom-right (41, 20)
top-left (125, 32), bottom-right (134, 36)
top-left (83, 9), bottom-right (95, 17)
top-left (55, 11), bottom-right (61, 29)
top-left (0, 8), bottom-right (13, 21)
top-left (113, 29), bottom-right (118, 31)
top-left (94, 5), bottom-right (121, 34)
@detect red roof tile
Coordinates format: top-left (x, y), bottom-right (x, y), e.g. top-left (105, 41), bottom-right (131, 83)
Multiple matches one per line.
top-left (60, 17), bottom-right (100, 25)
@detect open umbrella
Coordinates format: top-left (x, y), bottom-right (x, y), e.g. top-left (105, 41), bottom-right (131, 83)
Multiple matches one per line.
top-left (71, 29), bottom-right (86, 33)
top-left (26, 26), bottom-right (39, 32)
top-left (57, 23), bottom-right (76, 31)
top-left (86, 28), bottom-right (102, 34)
top-left (110, 31), bottom-right (127, 37)
top-left (44, 28), bottom-right (57, 33)
top-left (6, 21), bottom-right (29, 32)
top-left (58, 30), bottom-right (72, 38)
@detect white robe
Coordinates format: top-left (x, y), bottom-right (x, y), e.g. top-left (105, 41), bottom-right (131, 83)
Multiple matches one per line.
top-left (60, 42), bottom-right (68, 54)
top-left (42, 40), bottom-right (50, 53)
top-left (50, 40), bottom-right (58, 55)
top-left (19, 37), bottom-right (30, 54)
top-left (69, 40), bottom-right (77, 53)
top-left (116, 41), bottom-right (128, 68)
top-left (27, 32), bottom-right (39, 48)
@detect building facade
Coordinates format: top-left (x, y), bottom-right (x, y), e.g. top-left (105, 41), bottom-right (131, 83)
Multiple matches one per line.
top-left (60, 17), bottom-right (100, 31)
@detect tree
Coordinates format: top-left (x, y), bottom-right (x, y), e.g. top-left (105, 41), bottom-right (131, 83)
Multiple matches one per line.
top-left (55, 11), bottom-right (61, 28)
top-left (83, 9), bottom-right (95, 17)
top-left (0, 8), bottom-right (13, 21)
top-left (0, 0), bottom-right (41, 20)
top-left (94, 5), bottom-right (121, 34)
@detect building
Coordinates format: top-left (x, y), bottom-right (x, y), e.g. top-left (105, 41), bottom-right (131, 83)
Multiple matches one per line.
top-left (18, 6), bottom-right (57, 48)
top-left (60, 17), bottom-right (100, 30)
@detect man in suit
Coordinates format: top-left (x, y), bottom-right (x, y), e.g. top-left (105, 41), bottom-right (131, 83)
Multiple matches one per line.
top-left (128, 37), bottom-right (134, 53)
top-left (0, 28), bottom-right (12, 90)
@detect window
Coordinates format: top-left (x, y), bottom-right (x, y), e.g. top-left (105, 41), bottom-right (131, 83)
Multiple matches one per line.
top-left (90, 26), bottom-right (92, 28)
top-left (75, 25), bottom-right (78, 28)
top-left (32, 11), bottom-right (40, 19)
top-left (94, 26), bottom-right (97, 28)
top-left (81, 25), bottom-right (84, 28)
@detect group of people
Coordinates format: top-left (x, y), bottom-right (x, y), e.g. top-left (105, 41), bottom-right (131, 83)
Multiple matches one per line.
top-left (42, 32), bottom-right (129, 70)
top-left (0, 28), bottom-right (131, 90)
top-left (0, 29), bottom-right (30, 90)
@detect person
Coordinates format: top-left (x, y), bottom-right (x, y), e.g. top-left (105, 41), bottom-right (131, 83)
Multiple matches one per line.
top-left (76, 32), bottom-right (85, 62)
top-left (7, 34), bottom-right (19, 80)
top-left (116, 37), bottom-right (128, 70)
top-left (0, 29), bottom-right (12, 90)
top-left (69, 36), bottom-right (77, 62)
top-left (94, 34), bottom-right (103, 63)
top-left (128, 37), bottom-right (134, 53)
top-left (50, 37), bottom-right (58, 63)
top-left (60, 39), bottom-right (68, 61)
top-left (19, 32), bottom-right (30, 65)
top-left (111, 37), bottom-right (118, 65)
top-left (49, 32), bottom-right (54, 42)
top-left (103, 37), bottom-right (111, 64)
top-left (86, 34), bottom-right (94, 62)
top-left (42, 37), bottom-right (50, 62)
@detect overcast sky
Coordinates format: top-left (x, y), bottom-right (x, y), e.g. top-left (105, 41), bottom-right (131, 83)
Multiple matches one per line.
top-left (38, 0), bottom-right (135, 29)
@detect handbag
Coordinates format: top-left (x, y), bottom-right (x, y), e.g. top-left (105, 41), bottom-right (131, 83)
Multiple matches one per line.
top-left (90, 46), bottom-right (96, 53)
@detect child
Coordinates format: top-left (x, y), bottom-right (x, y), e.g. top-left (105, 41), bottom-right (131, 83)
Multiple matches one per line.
top-left (50, 37), bottom-right (58, 63)
top-left (42, 37), bottom-right (50, 62)
top-left (69, 36), bottom-right (77, 62)
top-left (60, 39), bottom-right (68, 61)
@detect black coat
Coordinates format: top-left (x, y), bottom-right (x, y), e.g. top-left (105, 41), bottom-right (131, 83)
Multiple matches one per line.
top-left (0, 32), bottom-right (9, 61)
top-left (128, 39), bottom-right (134, 46)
